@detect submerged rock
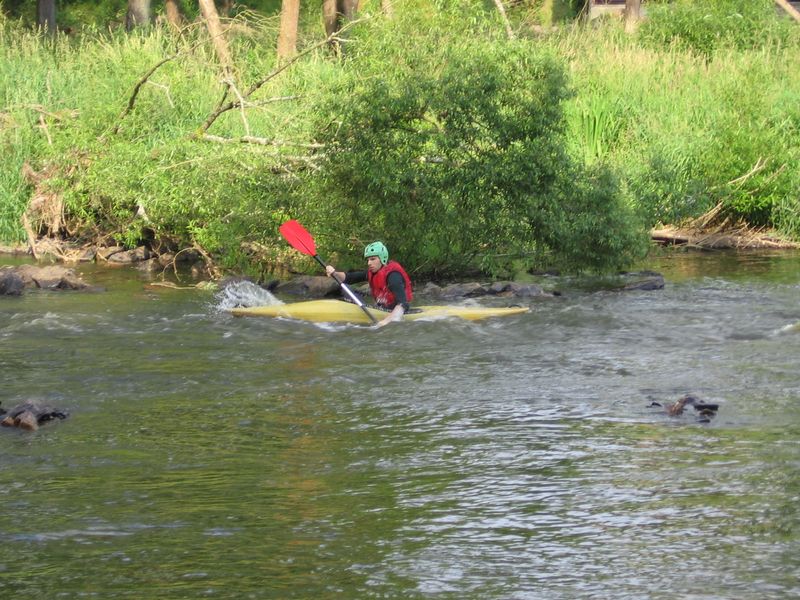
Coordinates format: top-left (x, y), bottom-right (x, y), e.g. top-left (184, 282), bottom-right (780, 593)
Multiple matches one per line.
top-left (0, 401), bottom-right (69, 431)
top-left (271, 275), bottom-right (555, 301)
top-left (650, 395), bottom-right (719, 423)
top-left (274, 275), bottom-right (340, 297)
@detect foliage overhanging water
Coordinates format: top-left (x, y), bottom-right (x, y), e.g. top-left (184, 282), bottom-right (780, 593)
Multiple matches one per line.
top-left (1, 251), bottom-right (799, 599)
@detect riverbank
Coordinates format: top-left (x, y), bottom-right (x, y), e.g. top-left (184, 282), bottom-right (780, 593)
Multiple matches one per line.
top-left (3, 4), bottom-right (799, 278)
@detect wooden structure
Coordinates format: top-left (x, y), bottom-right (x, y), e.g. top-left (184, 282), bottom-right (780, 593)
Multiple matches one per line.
top-left (588, 0), bottom-right (800, 23)
top-left (587, 0), bottom-right (627, 20)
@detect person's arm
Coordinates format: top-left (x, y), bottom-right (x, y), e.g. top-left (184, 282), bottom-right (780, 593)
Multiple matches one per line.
top-left (376, 303), bottom-right (406, 328)
top-left (375, 272), bottom-right (408, 327)
top-left (386, 271), bottom-right (409, 311)
top-left (325, 265), bottom-right (367, 284)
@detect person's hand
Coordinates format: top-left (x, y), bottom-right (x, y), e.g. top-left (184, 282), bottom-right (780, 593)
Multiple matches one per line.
top-left (373, 305), bottom-right (405, 328)
top-left (325, 265), bottom-right (336, 278)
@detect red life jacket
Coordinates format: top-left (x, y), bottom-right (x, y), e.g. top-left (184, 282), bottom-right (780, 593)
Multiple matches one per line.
top-left (367, 260), bottom-right (413, 308)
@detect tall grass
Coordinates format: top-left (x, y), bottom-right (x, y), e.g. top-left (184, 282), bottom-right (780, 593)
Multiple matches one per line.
top-left (557, 23), bottom-right (800, 235)
top-left (1, 4), bottom-right (799, 276)
top-left (0, 19), bottom-right (333, 272)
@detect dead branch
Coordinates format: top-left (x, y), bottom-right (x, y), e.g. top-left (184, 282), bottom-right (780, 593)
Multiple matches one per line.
top-left (201, 134), bottom-right (324, 149)
top-left (227, 79), bottom-right (251, 136)
top-left (109, 36), bottom-right (208, 136)
top-left (775, 0), bottom-right (800, 23)
top-left (196, 18), bottom-right (367, 136)
top-left (111, 55), bottom-right (177, 135)
top-left (21, 213), bottom-right (39, 260)
top-left (249, 95), bottom-right (302, 107)
top-left (727, 157), bottom-right (767, 188)
top-left (651, 226), bottom-right (800, 249)
top-left (38, 114), bottom-right (52, 145)
top-left (13, 104), bottom-right (79, 121)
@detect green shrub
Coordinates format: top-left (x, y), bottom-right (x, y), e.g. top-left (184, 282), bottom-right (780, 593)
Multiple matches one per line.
top-left (299, 16), bottom-right (647, 277)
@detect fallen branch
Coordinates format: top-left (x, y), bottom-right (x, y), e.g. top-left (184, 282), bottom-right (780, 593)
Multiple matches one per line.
top-left (775, 0), bottom-right (800, 23)
top-left (20, 213), bottom-right (39, 260)
top-left (109, 36), bottom-right (207, 136)
top-left (197, 18), bottom-right (367, 136)
top-left (727, 157), bottom-right (767, 188)
top-left (201, 134), bottom-right (324, 149)
top-left (651, 226), bottom-right (799, 249)
top-left (38, 114), bottom-right (52, 145)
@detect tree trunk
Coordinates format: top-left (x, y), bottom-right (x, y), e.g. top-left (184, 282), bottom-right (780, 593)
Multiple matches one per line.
top-left (36, 0), bottom-right (57, 33)
top-left (126, 0), bottom-right (151, 30)
top-left (164, 0), bottom-right (184, 26)
top-left (775, 0), bottom-right (800, 23)
top-left (323, 0), bottom-right (359, 44)
top-left (624, 0), bottom-right (641, 33)
top-left (198, 0), bottom-right (234, 76)
top-left (219, 0), bottom-right (234, 16)
top-left (323, 0), bottom-right (338, 38)
top-left (277, 0), bottom-right (301, 61)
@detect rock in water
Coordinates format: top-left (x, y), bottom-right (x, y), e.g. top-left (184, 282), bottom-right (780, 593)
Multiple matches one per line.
top-left (649, 395), bottom-right (719, 422)
top-left (0, 269), bottom-right (25, 296)
top-left (0, 402), bottom-right (69, 431)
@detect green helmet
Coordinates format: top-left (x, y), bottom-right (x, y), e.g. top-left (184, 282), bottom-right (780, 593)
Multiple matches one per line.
top-left (364, 241), bottom-right (389, 265)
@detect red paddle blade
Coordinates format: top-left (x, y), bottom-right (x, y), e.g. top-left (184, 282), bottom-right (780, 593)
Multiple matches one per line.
top-left (279, 220), bottom-right (316, 256)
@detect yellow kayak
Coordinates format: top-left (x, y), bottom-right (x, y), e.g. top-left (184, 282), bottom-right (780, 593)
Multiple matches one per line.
top-left (229, 299), bottom-right (529, 324)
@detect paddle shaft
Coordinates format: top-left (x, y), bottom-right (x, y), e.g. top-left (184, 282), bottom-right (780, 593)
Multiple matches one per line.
top-left (314, 254), bottom-right (378, 323)
top-left (311, 254), bottom-right (378, 324)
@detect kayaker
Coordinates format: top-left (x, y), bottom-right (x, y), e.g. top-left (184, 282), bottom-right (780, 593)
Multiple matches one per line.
top-left (325, 241), bottom-right (413, 327)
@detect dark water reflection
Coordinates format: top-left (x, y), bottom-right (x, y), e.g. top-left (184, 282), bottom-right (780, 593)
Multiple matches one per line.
top-left (1, 251), bottom-right (799, 599)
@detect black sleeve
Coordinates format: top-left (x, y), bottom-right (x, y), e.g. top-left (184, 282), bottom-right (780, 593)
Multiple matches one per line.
top-left (386, 271), bottom-right (409, 311)
top-left (343, 270), bottom-right (368, 285)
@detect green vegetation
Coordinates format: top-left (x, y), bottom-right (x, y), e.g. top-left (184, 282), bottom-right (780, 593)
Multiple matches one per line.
top-left (1, 1), bottom-right (799, 279)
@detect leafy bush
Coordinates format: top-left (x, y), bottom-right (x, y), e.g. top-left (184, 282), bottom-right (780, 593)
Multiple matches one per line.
top-left (299, 16), bottom-right (647, 277)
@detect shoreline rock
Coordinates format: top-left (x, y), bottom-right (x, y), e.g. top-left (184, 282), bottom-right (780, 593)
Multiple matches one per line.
top-left (270, 276), bottom-right (558, 300)
top-left (1, 265), bottom-right (97, 295)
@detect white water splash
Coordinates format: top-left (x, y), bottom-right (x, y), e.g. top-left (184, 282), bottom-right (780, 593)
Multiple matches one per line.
top-left (215, 280), bottom-right (283, 311)
top-left (775, 321), bottom-right (800, 336)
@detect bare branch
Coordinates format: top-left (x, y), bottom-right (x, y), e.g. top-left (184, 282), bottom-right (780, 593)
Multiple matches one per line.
top-left (108, 30), bottom-right (212, 136)
top-left (111, 54), bottom-right (177, 136)
top-left (775, 0), bottom-right (800, 23)
top-left (493, 0), bottom-right (515, 40)
top-left (727, 157), bottom-right (767, 187)
top-left (200, 134), bottom-right (325, 149)
top-left (38, 114), bottom-right (52, 145)
top-left (196, 17), bottom-right (368, 136)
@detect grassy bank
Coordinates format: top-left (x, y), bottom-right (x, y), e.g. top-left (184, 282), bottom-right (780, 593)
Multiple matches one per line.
top-left (563, 26), bottom-right (800, 235)
top-left (1, 4), bottom-right (798, 279)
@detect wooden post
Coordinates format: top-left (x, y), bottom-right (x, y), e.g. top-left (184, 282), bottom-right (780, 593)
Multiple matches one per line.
top-left (277, 0), bottom-right (301, 60)
top-left (775, 0), bottom-right (800, 23)
top-left (198, 0), bottom-right (234, 76)
top-left (625, 0), bottom-right (641, 33)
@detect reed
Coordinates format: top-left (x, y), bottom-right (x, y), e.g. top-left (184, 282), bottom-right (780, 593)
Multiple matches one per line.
top-left (554, 23), bottom-right (800, 234)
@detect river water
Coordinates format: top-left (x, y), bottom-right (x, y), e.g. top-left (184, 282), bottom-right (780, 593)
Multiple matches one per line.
top-left (1, 251), bottom-right (799, 599)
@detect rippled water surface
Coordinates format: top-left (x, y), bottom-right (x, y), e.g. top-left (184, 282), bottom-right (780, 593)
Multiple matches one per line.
top-left (1, 251), bottom-right (799, 599)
